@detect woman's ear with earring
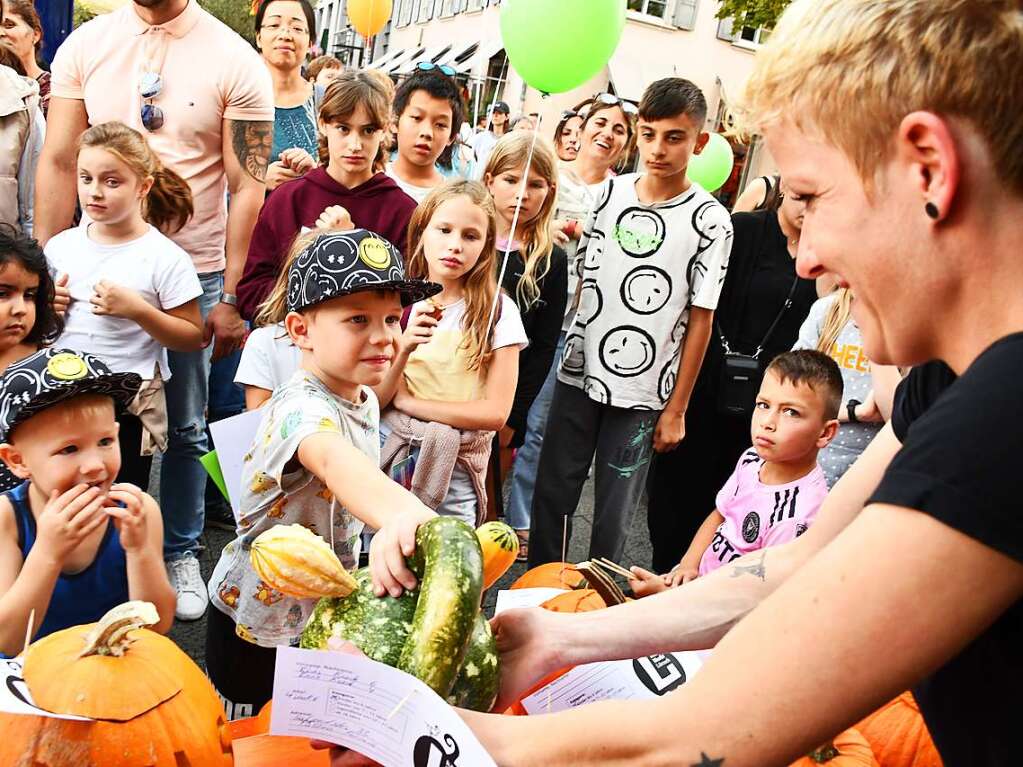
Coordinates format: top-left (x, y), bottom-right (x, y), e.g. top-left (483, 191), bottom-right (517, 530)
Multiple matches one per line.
top-left (925, 201), bottom-right (940, 219)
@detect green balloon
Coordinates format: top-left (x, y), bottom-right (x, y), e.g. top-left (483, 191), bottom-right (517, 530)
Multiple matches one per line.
top-left (686, 133), bottom-right (735, 193)
top-left (500, 0), bottom-right (626, 95)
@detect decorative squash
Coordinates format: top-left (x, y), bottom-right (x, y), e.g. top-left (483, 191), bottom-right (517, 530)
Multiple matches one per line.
top-left (856, 692), bottom-right (943, 767)
top-left (790, 728), bottom-right (879, 767)
top-left (476, 520), bottom-right (519, 589)
top-left (302, 517), bottom-right (496, 709)
top-left (510, 562), bottom-right (585, 591)
top-left (0, 601), bottom-right (233, 766)
top-left (250, 523), bottom-right (358, 599)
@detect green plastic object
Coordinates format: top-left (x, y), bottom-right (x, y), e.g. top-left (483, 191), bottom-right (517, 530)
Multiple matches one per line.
top-left (687, 132), bottom-right (735, 193)
top-left (200, 450), bottom-right (229, 502)
top-left (500, 0), bottom-right (626, 95)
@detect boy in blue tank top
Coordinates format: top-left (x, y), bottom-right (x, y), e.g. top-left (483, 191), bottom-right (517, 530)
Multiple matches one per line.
top-left (0, 348), bottom-right (175, 655)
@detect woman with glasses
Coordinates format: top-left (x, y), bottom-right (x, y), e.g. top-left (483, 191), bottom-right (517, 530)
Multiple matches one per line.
top-left (503, 93), bottom-right (636, 545)
top-left (254, 0), bottom-right (320, 193)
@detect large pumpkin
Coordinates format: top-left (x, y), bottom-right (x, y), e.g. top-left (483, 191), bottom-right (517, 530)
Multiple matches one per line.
top-left (510, 562), bottom-right (585, 590)
top-left (790, 728), bottom-right (879, 766)
top-left (856, 692), bottom-right (943, 767)
top-left (0, 602), bottom-right (233, 767)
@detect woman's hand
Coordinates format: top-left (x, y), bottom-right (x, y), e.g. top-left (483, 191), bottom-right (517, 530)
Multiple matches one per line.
top-left (368, 503), bottom-right (436, 598)
top-left (90, 280), bottom-right (148, 320)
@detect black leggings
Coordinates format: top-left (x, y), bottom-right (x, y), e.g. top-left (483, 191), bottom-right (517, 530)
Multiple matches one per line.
top-left (115, 411), bottom-right (152, 491)
top-left (204, 605), bottom-right (278, 720)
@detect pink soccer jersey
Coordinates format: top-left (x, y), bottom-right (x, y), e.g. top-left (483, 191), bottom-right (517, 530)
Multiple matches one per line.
top-left (699, 449), bottom-right (829, 576)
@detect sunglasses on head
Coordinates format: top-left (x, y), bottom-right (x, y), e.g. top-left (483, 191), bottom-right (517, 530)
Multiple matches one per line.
top-left (140, 71), bottom-right (164, 132)
top-left (416, 61), bottom-right (456, 77)
top-left (593, 92), bottom-right (639, 116)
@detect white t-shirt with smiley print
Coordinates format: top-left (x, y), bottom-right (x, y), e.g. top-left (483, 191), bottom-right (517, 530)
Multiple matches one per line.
top-left (558, 173), bottom-right (733, 410)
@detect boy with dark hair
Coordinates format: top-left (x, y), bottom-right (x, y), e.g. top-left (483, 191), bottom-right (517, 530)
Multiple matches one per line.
top-left (528, 78), bottom-right (734, 566)
top-left (632, 349), bottom-right (841, 593)
top-left (386, 68), bottom-right (466, 201)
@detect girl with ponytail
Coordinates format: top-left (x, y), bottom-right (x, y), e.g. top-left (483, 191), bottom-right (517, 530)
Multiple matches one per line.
top-left (43, 121), bottom-right (204, 489)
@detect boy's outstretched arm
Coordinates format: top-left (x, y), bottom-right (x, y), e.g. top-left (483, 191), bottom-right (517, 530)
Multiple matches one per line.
top-left (654, 306), bottom-right (713, 452)
top-left (490, 423), bottom-right (902, 709)
top-left (471, 503), bottom-right (1023, 765)
top-left (297, 433), bottom-right (436, 597)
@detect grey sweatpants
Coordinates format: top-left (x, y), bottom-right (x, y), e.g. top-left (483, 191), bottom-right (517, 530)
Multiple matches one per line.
top-left (527, 381), bottom-right (659, 566)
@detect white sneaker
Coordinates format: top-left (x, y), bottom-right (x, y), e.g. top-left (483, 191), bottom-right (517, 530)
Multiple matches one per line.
top-left (167, 554), bottom-right (209, 621)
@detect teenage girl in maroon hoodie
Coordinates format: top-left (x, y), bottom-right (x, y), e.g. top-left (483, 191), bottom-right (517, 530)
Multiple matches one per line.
top-left (237, 71), bottom-right (416, 320)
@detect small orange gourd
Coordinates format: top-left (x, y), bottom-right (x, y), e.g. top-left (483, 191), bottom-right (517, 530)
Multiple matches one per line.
top-left (476, 521), bottom-right (519, 589)
top-left (0, 602), bottom-right (233, 767)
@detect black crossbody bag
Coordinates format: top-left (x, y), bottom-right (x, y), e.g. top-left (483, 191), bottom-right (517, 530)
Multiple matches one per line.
top-left (715, 275), bottom-right (799, 416)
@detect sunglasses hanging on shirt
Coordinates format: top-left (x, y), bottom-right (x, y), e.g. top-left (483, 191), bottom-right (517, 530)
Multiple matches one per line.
top-left (140, 71), bottom-right (164, 132)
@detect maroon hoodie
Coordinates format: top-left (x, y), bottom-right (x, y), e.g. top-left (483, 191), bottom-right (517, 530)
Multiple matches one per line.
top-left (237, 168), bottom-right (418, 320)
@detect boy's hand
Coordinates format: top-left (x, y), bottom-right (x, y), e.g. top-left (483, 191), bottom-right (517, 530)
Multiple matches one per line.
top-left (401, 310), bottom-right (437, 354)
top-left (104, 484), bottom-right (148, 553)
top-left (653, 408), bottom-right (686, 452)
top-left (53, 273), bottom-right (70, 317)
top-left (36, 484), bottom-right (108, 565)
top-left (628, 565), bottom-right (670, 597)
top-left (91, 280), bottom-right (147, 321)
top-left (668, 561), bottom-right (700, 587)
top-left (368, 505), bottom-right (436, 597)
top-left (316, 205), bottom-right (354, 231)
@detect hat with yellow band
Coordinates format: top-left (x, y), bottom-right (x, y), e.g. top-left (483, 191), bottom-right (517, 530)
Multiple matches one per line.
top-left (0, 349), bottom-right (141, 442)
top-left (287, 228), bottom-right (441, 313)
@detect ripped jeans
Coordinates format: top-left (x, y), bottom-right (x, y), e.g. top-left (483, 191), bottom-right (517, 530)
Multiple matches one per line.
top-left (161, 271), bottom-right (222, 560)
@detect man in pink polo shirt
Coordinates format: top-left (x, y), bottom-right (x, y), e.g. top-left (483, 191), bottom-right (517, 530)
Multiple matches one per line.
top-left (34, 0), bottom-right (274, 621)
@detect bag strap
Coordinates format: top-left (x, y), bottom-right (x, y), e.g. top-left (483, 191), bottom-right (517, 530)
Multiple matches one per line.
top-left (717, 274), bottom-right (799, 359)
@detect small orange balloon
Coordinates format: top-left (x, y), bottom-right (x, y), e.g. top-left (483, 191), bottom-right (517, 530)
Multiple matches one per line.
top-left (347, 0), bottom-right (393, 38)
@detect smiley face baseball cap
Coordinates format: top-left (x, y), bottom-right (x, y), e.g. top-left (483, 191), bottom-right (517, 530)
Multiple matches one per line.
top-left (0, 349), bottom-right (141, 442)
top-left (286, 228), bottom-right (441, 313)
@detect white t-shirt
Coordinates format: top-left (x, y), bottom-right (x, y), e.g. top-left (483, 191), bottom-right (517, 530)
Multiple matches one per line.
top-left (468, 130), bottom-right (500, 179)
top-left (403, 292), bottom-right (528, 402)
top-left (46, 224), bottom-right (202, 379)
top-left (556, 164), bottom-right (610, 331)
top-left (384, 163), bottom-right (435, 204)
top-left (235, 323), bottom-right (303, 395)
top-left (559, 174), bottom-right (733, 410)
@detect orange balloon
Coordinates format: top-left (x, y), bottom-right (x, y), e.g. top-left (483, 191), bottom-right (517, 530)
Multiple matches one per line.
top-left (347, 0), bottom-right (393, 38)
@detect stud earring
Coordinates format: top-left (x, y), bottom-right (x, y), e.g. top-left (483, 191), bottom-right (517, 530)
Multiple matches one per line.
top-left (925, 202), bottom-right (940, 220)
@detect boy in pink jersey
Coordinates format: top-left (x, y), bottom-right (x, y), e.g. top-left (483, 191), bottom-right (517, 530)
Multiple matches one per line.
top-left (632, 350), bottom-right (841, 594)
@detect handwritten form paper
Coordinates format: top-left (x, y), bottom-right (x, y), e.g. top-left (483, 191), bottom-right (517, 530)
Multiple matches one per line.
top-left (493, 587), bottom-right (568, 615)
top-left (270, 647), bottom-right (497, 767)
top-left (521, 651), bottom-right (705, 715)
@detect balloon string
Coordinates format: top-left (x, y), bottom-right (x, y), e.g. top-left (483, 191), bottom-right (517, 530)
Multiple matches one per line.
top-left (485, 104), bottom-right (545, 342)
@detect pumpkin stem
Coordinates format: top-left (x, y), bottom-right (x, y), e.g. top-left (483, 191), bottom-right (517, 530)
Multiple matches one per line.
top-left (78, 601), bottom-right (160, 658)
top-left (808, 741), bottom-right (840, 763)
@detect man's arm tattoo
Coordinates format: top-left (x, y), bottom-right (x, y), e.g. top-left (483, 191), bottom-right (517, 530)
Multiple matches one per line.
top-left (730, 550), bottom-right (767, 581)
top-left (691, 753), bottom-right (725, 767)
top-left (230, 120), bottom-right (273, 182)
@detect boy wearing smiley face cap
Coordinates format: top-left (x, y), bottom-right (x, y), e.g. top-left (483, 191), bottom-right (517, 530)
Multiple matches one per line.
top-left (528, 78), bottom-right (733, 567)
top-left (205, 228), bottom-right (443, 718)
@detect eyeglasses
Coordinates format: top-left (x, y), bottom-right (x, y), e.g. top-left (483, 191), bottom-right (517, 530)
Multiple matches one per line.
top-left (260, 22), bottom-right (310, 36)
top-left (140, 71), bottom-right (164, 132)
top-left (416, 61), bottom-right (456, 77)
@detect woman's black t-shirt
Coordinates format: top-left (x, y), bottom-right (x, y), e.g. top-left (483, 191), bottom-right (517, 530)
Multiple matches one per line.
top-left (875, 346), bottom-right (1022, 766)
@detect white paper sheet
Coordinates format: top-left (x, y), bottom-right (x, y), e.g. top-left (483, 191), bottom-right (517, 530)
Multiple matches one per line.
top-left (208, 408), bottom-right (263, 517)
top-left (493, 587), bottom-right (568, 615)
top-left (521, 651), bottom-right (705, 715)
top-left (270, 646), bottom-right (497, 767)
top-left (0, 658), bottom-right (91, 720)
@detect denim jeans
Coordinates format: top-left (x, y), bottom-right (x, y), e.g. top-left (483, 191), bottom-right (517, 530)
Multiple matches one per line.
top-left (504, 333), bottom-right (565, 530)
top-left (162, 271), bottom-right (222, 560)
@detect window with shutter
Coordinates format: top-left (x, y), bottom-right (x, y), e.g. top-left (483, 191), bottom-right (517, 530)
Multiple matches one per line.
top-left (673, 0), bottom-right (699, 30)
top-left (717, 17), bottom-right (736, 41)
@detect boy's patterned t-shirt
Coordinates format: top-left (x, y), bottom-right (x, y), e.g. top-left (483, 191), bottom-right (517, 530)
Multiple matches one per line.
top-left (558, 173), bottom-right (733, 410)
top-left (208, 370), bottom-right (380, 647)
top-left (699, 449), bottom-right (829, 576)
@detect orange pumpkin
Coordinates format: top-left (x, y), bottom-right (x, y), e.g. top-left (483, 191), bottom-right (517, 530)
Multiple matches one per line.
top-left (790, 728), bottom-right (879, 766)
top-left (0, 602), bottom-right (233, 767)
top-left (510, 562), bottom-right (585, 590)
top-left (256, 698), bottom-right (274, 733)
top-left (856, 692), bottom-right (943, 767)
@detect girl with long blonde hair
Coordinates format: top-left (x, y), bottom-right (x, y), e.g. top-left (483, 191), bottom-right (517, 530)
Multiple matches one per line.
top-left (44, 121), bottom-right (203, 490)
top-left (483, 132), bottom-right (568, 550)
top-left (378, 180), bottom-right (528, 527)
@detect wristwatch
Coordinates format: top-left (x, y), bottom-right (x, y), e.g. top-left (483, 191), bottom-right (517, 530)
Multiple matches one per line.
top-left (220, 292), bottom-right (239, 307)
top-left (847, 398), bottom-right (861, 423)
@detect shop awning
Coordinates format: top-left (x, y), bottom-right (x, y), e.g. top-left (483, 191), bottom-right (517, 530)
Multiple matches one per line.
top-left (607, 51), bottom-right (661, 103)
top-left (394, 44), bottom-right (454, 75)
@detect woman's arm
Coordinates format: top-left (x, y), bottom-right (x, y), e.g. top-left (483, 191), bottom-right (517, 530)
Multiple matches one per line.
top-left (871, 363), bottom-right (902, 421)
top-left (393, 345), bottom-right (519, 432)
